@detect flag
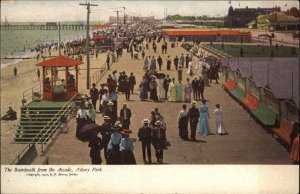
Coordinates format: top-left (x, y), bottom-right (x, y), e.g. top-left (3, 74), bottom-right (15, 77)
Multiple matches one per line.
top-left (285, 3), bottom-right (287, 7)
top-left (228, 0), bottom-right (231, 5)
top-left (239, 3), bottom-right (240, 7)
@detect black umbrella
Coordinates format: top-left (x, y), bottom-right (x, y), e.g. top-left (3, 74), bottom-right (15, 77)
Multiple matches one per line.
top-left (77, 123), bottom-right (102, 142)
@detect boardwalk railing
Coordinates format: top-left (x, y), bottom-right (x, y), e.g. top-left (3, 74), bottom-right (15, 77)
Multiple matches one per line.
top-left (89, 53), bottom-right (114, 88)
top-left (22, 83), bottom-right (42, 106)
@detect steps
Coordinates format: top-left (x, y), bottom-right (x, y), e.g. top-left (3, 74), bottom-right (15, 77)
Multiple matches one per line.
top-left (12, 101), bottom-right (75, 144)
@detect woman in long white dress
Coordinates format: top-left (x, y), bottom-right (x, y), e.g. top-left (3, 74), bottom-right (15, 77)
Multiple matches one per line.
top-left (158, 76), bottom-right (165, 100)
top-left (213, 104), bottom-right (228, 135)
top-left (186, 61), bottom-right (193, 75)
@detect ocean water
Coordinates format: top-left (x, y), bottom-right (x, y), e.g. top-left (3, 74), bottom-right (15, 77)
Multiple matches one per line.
top-left (0, 28), bottom-right (86, 68)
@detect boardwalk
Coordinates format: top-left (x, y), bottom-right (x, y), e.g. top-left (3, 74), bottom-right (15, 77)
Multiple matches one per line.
top-left (41, 41), bottom-right (291, 164)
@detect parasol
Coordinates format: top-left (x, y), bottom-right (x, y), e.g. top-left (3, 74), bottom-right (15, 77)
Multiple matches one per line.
top-left (77, 123), bottom-right (102, 142)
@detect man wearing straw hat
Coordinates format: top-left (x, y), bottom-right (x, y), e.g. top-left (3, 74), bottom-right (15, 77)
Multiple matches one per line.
top-left (152, 120), bottom-right (166, 164)
top-left (120, 129), bottom-right (136, 164)
top-left (107, 122), bottom-right (123, 164)
top-left (188, 101), bottom-right (200, 141)
top-left (120, 103), bottom-right (132, 129)
top-left (138, 119), bottom-right (152, 164)
top-left (100, 116), bottom-right (113, 164)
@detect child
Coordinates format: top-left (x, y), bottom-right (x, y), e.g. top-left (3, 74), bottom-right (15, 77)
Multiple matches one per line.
top-left (213, 104), bottom-right (228, 136)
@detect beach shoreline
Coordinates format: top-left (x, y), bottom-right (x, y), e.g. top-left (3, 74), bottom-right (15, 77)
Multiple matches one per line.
top-left (0, 46), bottom-right (108, 164)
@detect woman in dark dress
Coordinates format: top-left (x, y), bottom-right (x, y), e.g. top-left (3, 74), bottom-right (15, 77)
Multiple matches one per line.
top-left (139, 76), bottom-right (149, 100)
top-left (149, 77), bottom-right (158, 101)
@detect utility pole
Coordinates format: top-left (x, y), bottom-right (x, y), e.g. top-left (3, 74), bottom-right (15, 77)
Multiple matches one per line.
top-left (123, 7), bottom-right (126, 24)
top-left (58, 22), bottom-right (61, 56)
top-left (80, 2), bottom-right (98, 89)
top-left (114, 10), bottom-right (122, 33)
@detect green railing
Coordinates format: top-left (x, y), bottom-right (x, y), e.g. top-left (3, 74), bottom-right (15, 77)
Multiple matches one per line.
top-left (22, 83), bottom-right (42, 106)
top-left (200, 44), bottom-right (230, 58)
top-left (89, 52), bottom-right (115, 88)
top-left (30, 94), bottom-right (77, 151)
top-left (11, 94), bottom-right (77, 164)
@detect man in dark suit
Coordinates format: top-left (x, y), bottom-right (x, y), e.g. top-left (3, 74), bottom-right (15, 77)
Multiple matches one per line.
top-left (185, 54), bottom-right (190, 68)
top-left (197, 76), bottom-right (205, 100)
top-left (163, 74), bottom-right (171, 100)
top-left (128, 73), bottom-right (136, 94)
top-left (157, 56), bottom-right (163, 71)
top-left (191, 76), bottom-right (198, 101)
top-left (124, 78), bottom-right (131, 101)
top-left (89, 83), bottom-right (99, 110)
top-left (106, 54), bottom-right (110, 70)
top-left (100, 116), bottom-right (113, 164)
top-left (138, 119), bottom-right (152, 164)
top-left (120, 103), bottom-right (132, 129)
top-left (173, 55), bottom-right (179, 70)
top-left (188, 101), bottom-right (200, 141)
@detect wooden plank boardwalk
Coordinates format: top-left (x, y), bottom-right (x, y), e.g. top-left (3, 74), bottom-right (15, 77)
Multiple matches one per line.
top-left (41, 41), bottom-right (292, 164)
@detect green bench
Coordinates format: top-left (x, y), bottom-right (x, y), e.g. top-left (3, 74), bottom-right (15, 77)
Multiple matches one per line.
top-left (250, 101), bottom-right (276, 127)
top-left (229, 85), bottom-right (246, 100)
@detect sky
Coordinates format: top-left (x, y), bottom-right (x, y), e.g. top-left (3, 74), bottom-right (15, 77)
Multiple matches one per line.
top-left (1, 0), bottom-right (299, 22)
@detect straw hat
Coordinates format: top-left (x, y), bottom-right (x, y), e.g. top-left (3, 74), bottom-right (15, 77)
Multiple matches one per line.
top-left (112, 122), bottom-right (122, 130)
top-left (191, 101), bottom-right (197, 105)
top-left (155, 120), bottom-right (161, 126)
top-left (143, 119), bottom-right (149, 124)
top-left (108, 101), bottom-right (114, 106)
top-left (103, 116), bottom-right (110, 120)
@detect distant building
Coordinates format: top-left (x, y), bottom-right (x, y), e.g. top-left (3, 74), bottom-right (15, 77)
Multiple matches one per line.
top-left (225, 6), bottom-right (281, 28)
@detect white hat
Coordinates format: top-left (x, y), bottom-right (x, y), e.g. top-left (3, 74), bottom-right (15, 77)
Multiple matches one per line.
top-left (143, 119), bottom-right (149, 123)
top-left (155, 120), bottom-right (161, 125)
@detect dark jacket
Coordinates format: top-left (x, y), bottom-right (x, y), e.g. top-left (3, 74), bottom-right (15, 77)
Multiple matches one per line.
top-left (157, 57), bottom-right (163, 65)
top-left (90, 88), bottom-right (99, 101)
top-left (163, 78), bottom-right (171, 90)
top-left (191, 80), bottom-right (197, 90)
top-left (138, 125), bottom-right (152, 142)
top-left (120, 108), bottom-right (132, 120)
top-left (188, 107), bottom-right (200, 124)
top-left (197, 79), bottom-right (205, 91)
top-left (173, 57), bottom-right (179, 65)
top-left (129, 75), bottom-right (136, 86)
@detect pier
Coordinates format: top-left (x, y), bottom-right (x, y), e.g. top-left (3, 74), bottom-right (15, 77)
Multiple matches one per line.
top-left (0, 24), bottom-right (87, 30)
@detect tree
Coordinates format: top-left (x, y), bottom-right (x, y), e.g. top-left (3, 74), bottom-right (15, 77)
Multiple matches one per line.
top-left (287, 7), bottom-right (300, 17)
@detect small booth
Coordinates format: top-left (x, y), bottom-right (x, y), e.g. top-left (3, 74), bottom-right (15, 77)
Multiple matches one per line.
top-left (36, 56), bottom-right (83, 101)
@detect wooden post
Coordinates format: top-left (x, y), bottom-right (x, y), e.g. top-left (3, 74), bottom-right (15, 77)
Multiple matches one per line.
top-left (65, 67), bottom-right (68, 92)
top-left (76, 66), bottom-right (79, 92)
top-left (51, 67), bottom-right (54, 93)
top-left (80, 2), bottom-right (98, 90)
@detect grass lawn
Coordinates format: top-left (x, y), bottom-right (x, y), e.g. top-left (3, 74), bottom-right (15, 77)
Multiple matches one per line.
top-left (209, 44), bottom-right (299, 57)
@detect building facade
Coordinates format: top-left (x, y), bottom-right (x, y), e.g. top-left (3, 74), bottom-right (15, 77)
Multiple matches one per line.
top-left (225, 6), bottom-right (281, 28)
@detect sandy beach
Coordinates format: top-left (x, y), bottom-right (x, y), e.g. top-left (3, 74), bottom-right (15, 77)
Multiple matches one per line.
top-left (0, 49), bottom-right (107, 164)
